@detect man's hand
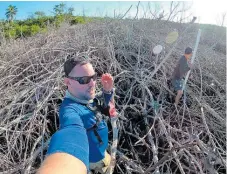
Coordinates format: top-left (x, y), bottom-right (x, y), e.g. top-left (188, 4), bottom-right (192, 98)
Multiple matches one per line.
top-left (101, 73), bottom-right (114, 92)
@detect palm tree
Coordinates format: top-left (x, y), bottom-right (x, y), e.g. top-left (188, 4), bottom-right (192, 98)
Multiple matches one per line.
top-left (53, 3), bottom-right (66, 15)
top-left (59, 3), bottom-right (66, 13)
top-left (5, 5), bottom-right (18, 22)
top-left (53, 5), bottom-right (61, 15)
top-left (68, 7), bottom-right (74, 16)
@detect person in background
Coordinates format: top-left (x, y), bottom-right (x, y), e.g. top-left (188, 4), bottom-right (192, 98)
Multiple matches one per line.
top-left (37, 57), bottom-right (117, 174)
top-left (171, 47), bottom-right (193, 106)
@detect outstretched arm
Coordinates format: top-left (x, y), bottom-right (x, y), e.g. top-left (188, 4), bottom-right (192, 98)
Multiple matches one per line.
top-left (37, 152), bottom-right (87, 174)
top-left (38, 107), bottom-right (89, 174)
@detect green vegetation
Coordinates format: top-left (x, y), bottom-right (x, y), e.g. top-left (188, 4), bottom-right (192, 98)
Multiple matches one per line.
top-left (0, 3), bottom-right (103, 39)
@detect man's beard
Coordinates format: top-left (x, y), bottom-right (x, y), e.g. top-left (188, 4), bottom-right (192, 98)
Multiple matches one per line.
top-left (85, 88), bottom-right (96, 100)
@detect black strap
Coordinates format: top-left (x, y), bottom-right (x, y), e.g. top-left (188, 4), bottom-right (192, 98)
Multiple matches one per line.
top-left (93, 128), bottom-right (103, 145)
top-left (85, 103), bottom-right (105, 145)
top-left (70, 98), bottom-right (107, 145)
top-left (87, 123), bottom-right (103, 145)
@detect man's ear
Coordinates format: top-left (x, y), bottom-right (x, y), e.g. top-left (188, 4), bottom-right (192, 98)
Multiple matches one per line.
top-left (64, 78), bottom-right (70, 86)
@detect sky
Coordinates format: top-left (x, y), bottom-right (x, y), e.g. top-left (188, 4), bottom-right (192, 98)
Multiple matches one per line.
top-left (0, 1), bottom-right (226, 26)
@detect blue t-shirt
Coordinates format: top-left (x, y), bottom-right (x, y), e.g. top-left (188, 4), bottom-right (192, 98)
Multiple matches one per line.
top-left (46, 90), bottom-right (113, 170)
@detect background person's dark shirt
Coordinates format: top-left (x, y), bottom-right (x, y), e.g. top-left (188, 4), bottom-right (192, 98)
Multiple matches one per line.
top-left (172, 55), bottom-right (190, 80)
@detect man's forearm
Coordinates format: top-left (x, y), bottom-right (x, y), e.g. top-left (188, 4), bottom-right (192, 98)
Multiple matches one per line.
top-left (37, 153), bottom-right (87, 174)
top-left (102, 88), bottom-right (114, 107)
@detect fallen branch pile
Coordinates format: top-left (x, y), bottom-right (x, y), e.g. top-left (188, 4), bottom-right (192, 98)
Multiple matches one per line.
top-left (0, 19), bottom-right (226, 174)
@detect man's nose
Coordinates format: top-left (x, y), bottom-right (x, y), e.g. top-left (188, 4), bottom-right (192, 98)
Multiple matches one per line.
top-left (88, 79), bottom-right (96, 86)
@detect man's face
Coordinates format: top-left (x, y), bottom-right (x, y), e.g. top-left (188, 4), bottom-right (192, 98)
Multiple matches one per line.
top-left (65, 63), bottom-right (96, 100)
top-left (185, 53), bottom-right (192, 60)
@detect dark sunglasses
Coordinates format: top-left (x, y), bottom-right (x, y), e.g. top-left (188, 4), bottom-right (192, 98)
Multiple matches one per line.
top-left (67, 73), bottom-right (97, 84)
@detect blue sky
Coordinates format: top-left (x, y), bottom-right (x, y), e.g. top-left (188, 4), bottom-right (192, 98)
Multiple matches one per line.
top-left (0, 1), bottom-right (139, 19)
top-left (0, 1), bottom-right (226, 26)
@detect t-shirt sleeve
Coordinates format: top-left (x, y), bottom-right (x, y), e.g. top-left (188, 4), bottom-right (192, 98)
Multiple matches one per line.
top-left (46, 125), bottom-right (89, 170)
top-left (179, 58), bottom-right (190, 78)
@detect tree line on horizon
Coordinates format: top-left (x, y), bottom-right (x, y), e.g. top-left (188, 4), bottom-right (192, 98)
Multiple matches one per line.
top-left (0, 3), bottom-right (103, 39)
top-left (0, 2), bottom-right (224, 40)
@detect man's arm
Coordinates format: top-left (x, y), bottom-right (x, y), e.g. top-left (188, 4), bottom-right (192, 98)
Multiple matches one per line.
top-left (96, 73), bottom-right (117, 117)
top-left (102, 88), bottom-right (114, 107)
top-left (38, 107), bottom-right (89, 174)
top-left (37, 152), bottom-right (86, 174)
top-left (103, 89), bottom-right (117, 117)
top-left (100, 73), bottom-right (115, 107)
